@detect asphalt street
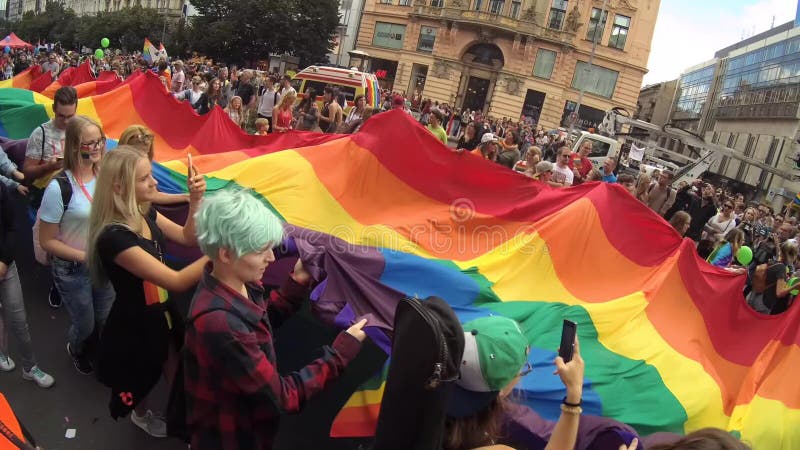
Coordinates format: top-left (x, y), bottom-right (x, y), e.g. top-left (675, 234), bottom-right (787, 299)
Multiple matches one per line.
top-left (2, 195), bottom-right (383, 450)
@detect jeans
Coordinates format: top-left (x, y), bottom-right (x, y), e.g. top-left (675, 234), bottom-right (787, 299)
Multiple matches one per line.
top-left (450, 120), bottom-right (461, 137)
top-left (52, 257), bottom-right (115, 355)
top-left (0, 263), bottom-right (36, 371)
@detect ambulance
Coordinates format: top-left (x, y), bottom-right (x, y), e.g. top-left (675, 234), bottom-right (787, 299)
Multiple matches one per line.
top-left (291, 65), bottom-right (381, 111)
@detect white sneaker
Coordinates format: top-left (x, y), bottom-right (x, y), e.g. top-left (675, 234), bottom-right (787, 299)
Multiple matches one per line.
top-left (0, 354), bottom-right (14, 372)
top-left (22, 365), bottom-right (55, 388)
top-left (131, 410), bottom-right (167, 438)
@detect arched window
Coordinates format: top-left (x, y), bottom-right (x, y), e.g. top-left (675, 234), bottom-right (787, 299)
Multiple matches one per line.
top-left (462, 43), bottom-right (504, 69)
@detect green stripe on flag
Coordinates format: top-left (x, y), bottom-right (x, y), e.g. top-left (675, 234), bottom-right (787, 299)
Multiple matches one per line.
top-left (486, 301), bottom-right (688, 435)
top-left (0, 89), bottom-right (50, 139)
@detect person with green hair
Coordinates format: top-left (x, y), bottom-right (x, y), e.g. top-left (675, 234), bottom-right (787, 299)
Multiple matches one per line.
top-left (183, 188), bottom-right (369, 450)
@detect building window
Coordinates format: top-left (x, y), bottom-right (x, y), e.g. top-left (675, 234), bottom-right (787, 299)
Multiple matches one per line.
top-left (379, 0), bottom-right (392, 4)
top-left (431, 0), bottom-right (444, 6)
top-left (373, 22), bottom-right (407, 49)
top-left (399, 0), bottom-right (411, 5)
top-left (571, 61), bottom-right (618, 98)
top-left (417, 26), bottom-right (438, 53)
top-left (548, 0), bottom-right (568, 30)
top-left (586, 7), bottom-right (607, 42)
top-left (489, 0), bottom-right (504, 14)
top-left (608, 14), bottom-right (631, 50)
top-left (473, 0), bottom-right (483, 10)
top-left (510, 0), bottom-right (521, 18)
top-left (533, 49), bottom-right (557, 79)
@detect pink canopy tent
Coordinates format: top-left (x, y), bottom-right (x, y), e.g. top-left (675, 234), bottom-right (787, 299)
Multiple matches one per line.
top-left (1, 33), bottom-right (34, 49)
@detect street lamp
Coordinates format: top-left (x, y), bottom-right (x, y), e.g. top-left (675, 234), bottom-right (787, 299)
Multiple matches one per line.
top-left (570, 0), bottom-right (608, 136)
top-left (160, 0), bottom-right (169, 45)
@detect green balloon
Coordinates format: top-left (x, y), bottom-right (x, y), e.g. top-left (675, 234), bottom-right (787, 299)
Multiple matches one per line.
top-left (101, 37), bottom-right (110, 48)
top-left (736, 246), bottom-right (753, 266)
top-left (94, 49), bottom-right (104, 59)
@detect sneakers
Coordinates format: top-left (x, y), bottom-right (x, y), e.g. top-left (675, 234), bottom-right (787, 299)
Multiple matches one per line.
top-left (48, 284), bottom-right (62, 308)
top-left (0, 353), bottom-right (15, 372)
top-left (22, 365), bottom-right (55, 388)
top-left (66, 342), bottom-right (93, 375)
top-left (131, 410), bottom-right (167, 438)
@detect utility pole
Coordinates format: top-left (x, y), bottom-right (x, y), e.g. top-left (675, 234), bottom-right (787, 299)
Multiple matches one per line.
top-left (161, 0), bottom-right (168, 45)
top-left (570, 0), bottom-right (608, 136)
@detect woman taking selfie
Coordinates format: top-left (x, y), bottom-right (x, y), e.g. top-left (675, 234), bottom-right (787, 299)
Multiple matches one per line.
top-left (88, 147), bottom-right (208, 437)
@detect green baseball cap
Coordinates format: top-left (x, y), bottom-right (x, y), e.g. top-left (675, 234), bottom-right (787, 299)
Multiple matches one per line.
top-left (445, 315), bottom-right (529, 418)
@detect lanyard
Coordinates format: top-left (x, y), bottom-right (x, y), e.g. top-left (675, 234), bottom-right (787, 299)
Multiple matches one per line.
top-left (69, 171), bottom-right (93, 203)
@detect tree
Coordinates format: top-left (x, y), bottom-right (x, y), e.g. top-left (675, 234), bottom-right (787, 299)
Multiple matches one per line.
top-left (76, 7), bottom-right (171, 53)
top-left (287, 0), bottom-right (340, 66)
top-left (13, 3), bottom-right (78, 46)
top-left (188, 0), bottom-right (339, 66)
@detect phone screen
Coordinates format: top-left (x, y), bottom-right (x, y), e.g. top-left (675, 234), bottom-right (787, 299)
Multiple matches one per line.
top-left (558, 320), bottom-right (577, 363)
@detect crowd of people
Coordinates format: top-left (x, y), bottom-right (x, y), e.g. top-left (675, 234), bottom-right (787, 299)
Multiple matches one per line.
top-left (0, 46), bottom-right (770, 450)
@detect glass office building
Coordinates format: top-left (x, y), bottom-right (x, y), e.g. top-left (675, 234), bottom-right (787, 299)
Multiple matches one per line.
top-left (674, 65), bottom-right (716, 118)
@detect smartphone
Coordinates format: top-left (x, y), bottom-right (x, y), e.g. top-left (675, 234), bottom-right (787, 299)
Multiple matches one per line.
top-left (187, 153), bottom-right (194, 177)
top-left (558, 320), bottom-right (577, 363)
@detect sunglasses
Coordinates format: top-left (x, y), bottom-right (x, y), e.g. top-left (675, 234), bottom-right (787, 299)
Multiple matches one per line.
top-left (724, 204), bottom-right (734, 209)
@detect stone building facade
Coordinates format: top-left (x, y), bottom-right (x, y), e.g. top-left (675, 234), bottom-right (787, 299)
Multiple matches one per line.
top-left (354, 0), bottom-right (661, 129)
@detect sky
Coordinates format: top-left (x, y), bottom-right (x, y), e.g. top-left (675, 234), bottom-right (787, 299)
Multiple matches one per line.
top-left (643, 0), bottom-right (797, 85)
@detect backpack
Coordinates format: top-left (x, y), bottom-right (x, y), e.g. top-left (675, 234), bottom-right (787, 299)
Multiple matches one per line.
top-left (32, 171), bottom-right (72, 266)
top-left (752, 262), bottom-right (778, 294)
top-left (372, 296), bottom-right (465, 450)
top-left (165, 307), bottom-right (247, 442)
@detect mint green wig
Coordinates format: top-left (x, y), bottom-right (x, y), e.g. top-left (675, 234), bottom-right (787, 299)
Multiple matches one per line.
top-left (195, 189), bottom-right (284, 258)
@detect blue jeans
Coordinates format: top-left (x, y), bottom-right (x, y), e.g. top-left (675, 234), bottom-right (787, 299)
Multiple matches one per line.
top-left (52, 257), bottom-right (115, 355)
top-left (0, 263), bottom-right (36, 371)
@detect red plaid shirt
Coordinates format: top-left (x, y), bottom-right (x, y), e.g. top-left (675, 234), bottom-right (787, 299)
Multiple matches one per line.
top-left (184, 264), bottom-right (362, 450)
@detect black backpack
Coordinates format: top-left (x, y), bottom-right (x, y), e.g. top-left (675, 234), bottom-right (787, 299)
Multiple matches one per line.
top-left (372, 296), bottom-right (465, 450)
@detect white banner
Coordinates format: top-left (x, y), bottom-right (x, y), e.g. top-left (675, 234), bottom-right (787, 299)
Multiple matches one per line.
top-left (629, 143), bottom-right (645, 162)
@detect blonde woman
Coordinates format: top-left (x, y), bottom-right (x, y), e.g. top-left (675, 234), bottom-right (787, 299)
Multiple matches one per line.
top-left (38, 116), bottom-right (115, 376)
top-left (87, 147), bottom-right (207, 436)
top-left (635, 172), bottom-right (652, 203)
top-left (119, 125), bottom-right (189, 205)
top-left (273, 92), bottom-right (296, 133)
top-left (224, 96), bottom-right (245, 129)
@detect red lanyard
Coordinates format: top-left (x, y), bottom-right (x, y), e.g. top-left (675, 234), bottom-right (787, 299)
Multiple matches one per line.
top-left (69, 172), bottom-right (93, 203)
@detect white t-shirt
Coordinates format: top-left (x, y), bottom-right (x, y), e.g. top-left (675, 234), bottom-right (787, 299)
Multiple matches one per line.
top-left (552, 164), bottom-right (574, 186)
top-left (258, 88), bottom-right (281, 117)
top-left (280, 86), bottom-right (296, 98)
top-left (25, 121), bottom-right (66, 188)
top-left (39, 170), bottom-right (95, 252)
top-left (172, 70), bottom-right (186, 92)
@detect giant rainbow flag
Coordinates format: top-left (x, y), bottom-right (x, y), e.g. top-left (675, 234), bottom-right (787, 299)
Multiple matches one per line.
top-left (1, 72), bottom-right (798, 449)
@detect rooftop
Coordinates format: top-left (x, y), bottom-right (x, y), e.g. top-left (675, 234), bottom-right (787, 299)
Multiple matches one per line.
top-left (714, 20), bottom-right (796, 58)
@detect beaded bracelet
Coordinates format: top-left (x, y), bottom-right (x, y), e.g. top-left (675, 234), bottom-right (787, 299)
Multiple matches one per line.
top-left (560, 404), bottom-right (583, 415)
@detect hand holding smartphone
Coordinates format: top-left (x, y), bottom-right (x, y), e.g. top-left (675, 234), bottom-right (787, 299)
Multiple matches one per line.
top-left (187, 153), bottom-right (194, 178)
top-left (558, 320), bottom-right (577, 363)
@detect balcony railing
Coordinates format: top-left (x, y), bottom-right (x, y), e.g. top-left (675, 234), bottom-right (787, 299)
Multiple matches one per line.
top-left (713, 83), bottom-right (800, 120)
top-left (409, 4), bottom-right (577, 44)
top-left (713, 102), bottom-right (800, 120)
